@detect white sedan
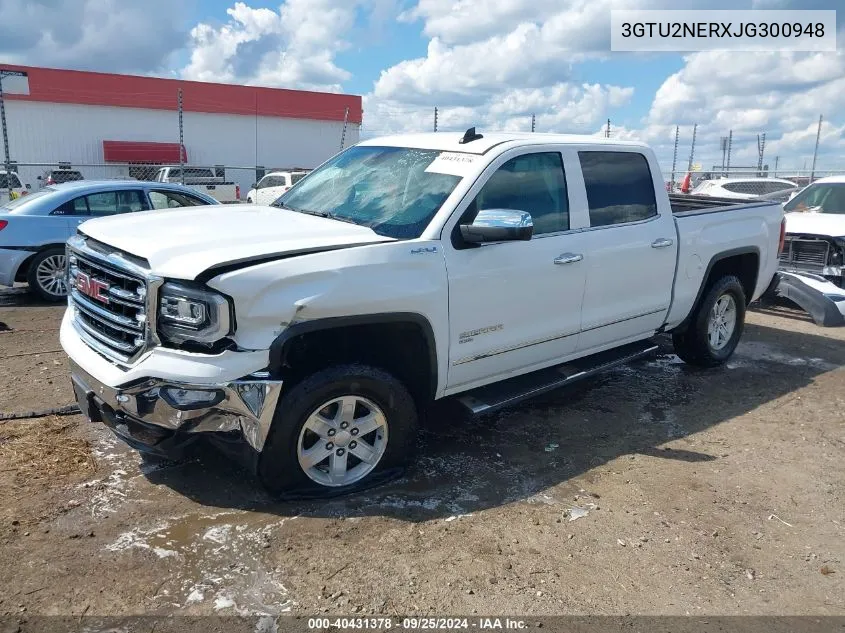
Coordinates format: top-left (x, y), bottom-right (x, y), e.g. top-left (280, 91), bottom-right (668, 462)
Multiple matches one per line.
top-left (245, 170), bottom-right (310, 205)
top-left (692, 177), bottom-right (798, 200)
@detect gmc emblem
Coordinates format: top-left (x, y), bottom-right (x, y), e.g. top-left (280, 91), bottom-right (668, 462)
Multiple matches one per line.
top-left (75, 272), bottom-right (110, 304)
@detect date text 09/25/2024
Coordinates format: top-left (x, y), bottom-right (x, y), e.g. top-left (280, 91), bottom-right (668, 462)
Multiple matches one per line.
top-left (307, 618), bottom-right (529, 630)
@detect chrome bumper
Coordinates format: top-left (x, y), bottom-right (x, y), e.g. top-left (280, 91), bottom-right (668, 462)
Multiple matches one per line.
top-left (69, 360), bottom-right (283, 455)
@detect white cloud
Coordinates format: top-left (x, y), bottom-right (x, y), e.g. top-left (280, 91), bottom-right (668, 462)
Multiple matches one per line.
top-left (181, 0), bottom-right (361, 92)
top-left (369, 0), bottom-right (844, 171)
top-left (0, 0), bottom-right (187, 73)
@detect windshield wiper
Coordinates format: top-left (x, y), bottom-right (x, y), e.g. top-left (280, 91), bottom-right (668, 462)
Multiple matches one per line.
top-left (273, 201), bottom-right (364, 226)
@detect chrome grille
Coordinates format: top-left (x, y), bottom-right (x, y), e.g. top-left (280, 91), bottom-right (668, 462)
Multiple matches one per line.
top-left (67, 238), bottom-right (155, 363)
top-left (780, 238), bottom-right (830, 272)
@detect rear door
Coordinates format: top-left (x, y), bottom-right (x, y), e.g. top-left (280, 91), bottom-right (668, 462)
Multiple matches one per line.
top-left (574, 149), bottom-right (677, 352)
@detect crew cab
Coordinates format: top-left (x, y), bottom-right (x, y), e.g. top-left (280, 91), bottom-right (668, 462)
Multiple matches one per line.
top-left (61, 130), bottom-right (783, 495)
top-left (153, 166), bottom-right (240, 204)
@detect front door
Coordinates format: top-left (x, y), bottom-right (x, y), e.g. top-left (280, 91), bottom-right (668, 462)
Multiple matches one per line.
top-left (444, 150), bottom-right (589, 392)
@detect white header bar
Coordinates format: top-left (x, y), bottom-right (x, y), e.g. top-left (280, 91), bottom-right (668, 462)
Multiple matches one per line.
top-left (611, 10), bottom-right (836, 52)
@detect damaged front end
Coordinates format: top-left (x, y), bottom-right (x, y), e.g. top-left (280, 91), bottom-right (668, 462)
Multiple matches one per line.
top-left (779, 233), bottom-right (845, 287)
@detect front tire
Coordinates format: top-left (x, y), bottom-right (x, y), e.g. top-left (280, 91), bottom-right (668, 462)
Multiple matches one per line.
top-left (27, 247), bottom-right (68, 302)
top-left (673, 275), bottom-right (746, 367)
top-left (258, 364), bottom-right (418, 496)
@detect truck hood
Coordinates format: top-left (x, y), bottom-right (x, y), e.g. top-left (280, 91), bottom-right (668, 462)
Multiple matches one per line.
top-left (785, 211), bottom-right (845, 239)
top-left (78, 205), bottom-right (395, 280)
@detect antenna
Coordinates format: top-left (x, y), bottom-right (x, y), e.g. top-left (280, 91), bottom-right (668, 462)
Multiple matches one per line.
top-left (459, 127), bottom-right (483, 144)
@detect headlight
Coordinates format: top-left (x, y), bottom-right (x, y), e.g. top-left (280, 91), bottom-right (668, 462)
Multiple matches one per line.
top-left (157, 282), bottom-right (232, 345)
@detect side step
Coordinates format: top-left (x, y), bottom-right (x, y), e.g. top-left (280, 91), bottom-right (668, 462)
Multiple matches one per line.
top-left (455, 339), bottom-right (659, 415)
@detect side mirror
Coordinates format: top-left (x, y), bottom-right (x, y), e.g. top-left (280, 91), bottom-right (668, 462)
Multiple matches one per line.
top-left (251, 183), bottom-right (257, 189)
top-left (36, 176), bottom-right (42, 180)
top-left (460, 209), bottom-right (533, 244)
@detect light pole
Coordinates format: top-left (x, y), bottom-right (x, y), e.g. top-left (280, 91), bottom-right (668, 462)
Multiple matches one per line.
top-left (0, 69), bottom-right (27, 201)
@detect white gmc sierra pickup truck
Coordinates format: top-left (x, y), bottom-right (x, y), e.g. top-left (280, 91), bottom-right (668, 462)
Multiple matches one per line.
top-left (61, 129), bottom-right (784, 495)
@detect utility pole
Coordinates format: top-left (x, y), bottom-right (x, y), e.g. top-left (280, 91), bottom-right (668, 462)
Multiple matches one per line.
top-left (725, 129), bottom-right (733, 173)
top-left (686, 123), bottom-right (697, 173)
top-left (773, 155), bottom-right (779, 177)
top-left (0, 69), bottom-right (27, 201)
top-left (720, 136), bottom-right (728, 176)
top-left (340, 106), bottom-right (349, 150)
top-left (433, 107), bottom-right (438, 133)
top-left (605, 118), bottom-right (611, 138)
top-left (670, 125), bottom-right (680, 190)
top-left (810, 114), bottom-right (823, 184)
top-left (531, 113), bottom-right (536, 133)
top-left (177, 88), bottom-right (184, 185)
top-left (756, 132), bottom-right (766, 175)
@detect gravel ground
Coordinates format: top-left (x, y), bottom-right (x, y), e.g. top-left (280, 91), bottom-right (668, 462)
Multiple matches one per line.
top-left (0, 288), bottom-right (843, 618)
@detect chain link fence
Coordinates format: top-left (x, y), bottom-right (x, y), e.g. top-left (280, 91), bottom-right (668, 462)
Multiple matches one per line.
top-left (3, 162), bottom-right (310, 204)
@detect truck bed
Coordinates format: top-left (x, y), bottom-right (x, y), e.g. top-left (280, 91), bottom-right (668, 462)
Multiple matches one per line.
top-left (669, 193), bottom-right (777, 216)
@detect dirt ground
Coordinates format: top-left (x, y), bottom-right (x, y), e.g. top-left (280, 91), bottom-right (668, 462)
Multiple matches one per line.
top-left (0, 287), bottom-right (843, 618)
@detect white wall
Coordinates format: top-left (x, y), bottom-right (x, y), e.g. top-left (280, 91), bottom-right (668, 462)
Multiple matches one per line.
top-left (4, 100), bottom-right (359, 193)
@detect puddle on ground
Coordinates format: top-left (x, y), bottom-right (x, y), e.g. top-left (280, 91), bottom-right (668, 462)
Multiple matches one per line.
top-left (106, 511), bottom-right (295, 615)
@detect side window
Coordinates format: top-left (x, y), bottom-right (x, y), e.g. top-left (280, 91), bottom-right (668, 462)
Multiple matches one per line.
top-left (84, 192), bottom-right (119, 216)
top-left (149, 190), bottom-right (208, 209)
top-left (256, 176), bottom-right (270, 189)
top-left (115, 190), bottom-right (147, 213)
top-left (466, 152), bottom-right (569, 235)
top-left (579, 151), bottom-right (657, 227)
top-left (52, 196), bottom-right (89, 216)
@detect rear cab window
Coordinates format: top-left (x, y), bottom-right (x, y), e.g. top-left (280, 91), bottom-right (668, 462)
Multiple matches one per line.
top-left (578, 151), bottom-right (657, 227)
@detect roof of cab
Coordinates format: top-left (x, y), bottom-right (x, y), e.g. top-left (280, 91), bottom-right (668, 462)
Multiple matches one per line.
top-left (357, 131), bottom-right (650, 154)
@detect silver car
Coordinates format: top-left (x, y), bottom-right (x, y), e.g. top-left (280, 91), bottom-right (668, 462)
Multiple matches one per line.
top-left (0, 180), bottom-right (217, 301)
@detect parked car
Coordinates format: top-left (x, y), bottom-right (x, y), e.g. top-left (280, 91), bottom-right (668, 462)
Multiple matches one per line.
top-left (246, 170), bottom-right (310, 205)
top-left (768, 176), bottom-right (845, 326)
top-left (0, 181), bottom-right (217, 301)
top-left (38, 168), bottom-right (84, 187)
top-left (691, 177), bottom-right (797, 199)
top-left (61, 129), bottom-right (783, 495)
top-left (0, 170), bottom-right (31, 204)
top-left (153, 166), bottom-right (240, 204)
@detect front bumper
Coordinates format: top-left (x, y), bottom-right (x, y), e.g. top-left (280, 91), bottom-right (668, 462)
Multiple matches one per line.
top-left (61, 308), bottom-right (283, 457)
top-left (770, 271), bottom-right (845, 327)
top-left (70, 359), bottom-right (283, 457)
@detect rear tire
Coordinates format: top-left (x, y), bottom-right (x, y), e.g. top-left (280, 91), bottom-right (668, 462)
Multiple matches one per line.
top-left (257, 364), bottom-right (418, 496)
top-left (673, 275), bottom-right (746, 367)
top-left (27, 247), bottom-right (68, 302)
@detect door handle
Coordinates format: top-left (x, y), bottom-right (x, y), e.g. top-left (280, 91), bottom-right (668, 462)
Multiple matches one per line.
top-left (554, 253), bottom-right (583, 265)
top-left (651, 238), bottom-right (674, 248)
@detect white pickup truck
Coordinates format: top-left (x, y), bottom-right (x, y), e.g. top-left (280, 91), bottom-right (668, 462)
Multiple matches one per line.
top-left (61, 130), bottom-right (783, 495)
top-left (153, 166), bottom-right (240, 204)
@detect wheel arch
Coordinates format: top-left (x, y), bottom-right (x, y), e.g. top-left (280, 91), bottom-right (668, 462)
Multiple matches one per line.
top-left (15, 243), bottom-right (67, 283)
top-left (674, 247), bottom-right (760, 333)
top-left (268, 312), bottom-right (439, 402)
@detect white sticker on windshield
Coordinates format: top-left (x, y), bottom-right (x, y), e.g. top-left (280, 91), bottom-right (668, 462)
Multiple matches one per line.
top-left (425, 152), bottom-right (479, 177)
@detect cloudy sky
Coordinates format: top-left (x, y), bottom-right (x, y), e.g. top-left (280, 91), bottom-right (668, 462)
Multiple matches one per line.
top-left (0, 0), bottom-right (842, 172)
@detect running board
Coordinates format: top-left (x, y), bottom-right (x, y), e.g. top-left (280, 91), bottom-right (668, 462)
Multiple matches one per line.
top-left (455, 340), bottom-right (659, 415)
